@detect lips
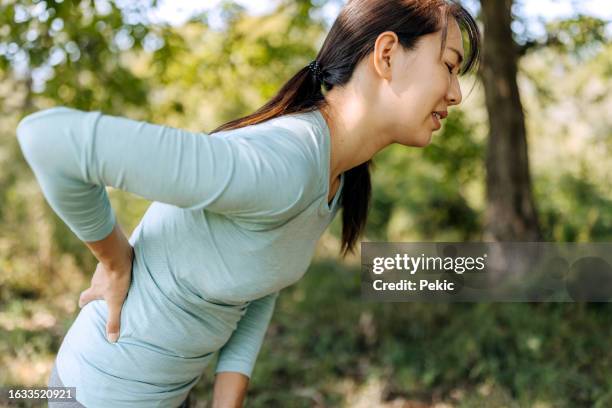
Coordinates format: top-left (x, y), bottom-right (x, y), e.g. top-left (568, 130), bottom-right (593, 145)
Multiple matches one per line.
top-left (431, 112), bottom-right (441, 130)
top-left (432, 110), bottom-right (448, 119)
top-left (431, 110), bottom-right (447, 131)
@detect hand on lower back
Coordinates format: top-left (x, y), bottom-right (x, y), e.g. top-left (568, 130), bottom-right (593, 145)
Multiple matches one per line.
top-left (78, 248), bottom-right (134, 343)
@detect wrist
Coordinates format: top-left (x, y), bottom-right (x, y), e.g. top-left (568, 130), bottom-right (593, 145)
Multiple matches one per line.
top-left (104, 245), bottom-right (134, 271)
top-left (212, 372), bottom-right (249, 408)
top-left (85, 222), bottom-right (133, 271)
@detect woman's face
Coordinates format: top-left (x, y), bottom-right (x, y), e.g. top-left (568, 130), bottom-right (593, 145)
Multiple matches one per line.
top-left (373, 17), bottom-right (465, 147)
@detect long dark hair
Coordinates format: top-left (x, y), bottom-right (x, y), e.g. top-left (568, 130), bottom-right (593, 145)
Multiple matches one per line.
top-left (209, 0), bottom-right (481, 258)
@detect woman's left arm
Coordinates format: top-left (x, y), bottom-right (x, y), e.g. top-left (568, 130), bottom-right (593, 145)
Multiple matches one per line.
top-left (84, 220), bottom-right (133, 270)
top-left (78, 221), bottom-right (134, 343)
top-left (16, 106), bottom-right (314, 243)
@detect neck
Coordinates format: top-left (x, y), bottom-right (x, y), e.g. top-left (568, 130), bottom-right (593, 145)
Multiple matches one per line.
top-left (318, 86), bottom-right (389, 182)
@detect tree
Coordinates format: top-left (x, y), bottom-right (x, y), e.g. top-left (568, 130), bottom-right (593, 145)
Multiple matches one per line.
top-left (0, 0), bottom-right (184, 116)
top-left (479, 0), bottom-right (542, 241)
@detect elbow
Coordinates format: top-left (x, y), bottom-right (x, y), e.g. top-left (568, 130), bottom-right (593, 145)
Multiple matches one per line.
top-left (16, 117), bottom-right (45, 167)
top-left (16, 107), bottom-right (69, 166)
top-left (16, 114), bottom-right (43, 166)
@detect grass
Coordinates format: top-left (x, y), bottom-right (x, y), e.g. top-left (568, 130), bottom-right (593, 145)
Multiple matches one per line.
top-left (2, 257), bottom-right (612, 407)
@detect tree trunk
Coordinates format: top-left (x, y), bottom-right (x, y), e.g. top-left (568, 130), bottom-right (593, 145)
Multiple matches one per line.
top-left (480, 0), bottom-right (542, 241)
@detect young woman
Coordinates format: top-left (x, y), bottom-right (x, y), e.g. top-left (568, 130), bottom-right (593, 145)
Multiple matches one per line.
top-left (17, 0), bottom-right (480, 406)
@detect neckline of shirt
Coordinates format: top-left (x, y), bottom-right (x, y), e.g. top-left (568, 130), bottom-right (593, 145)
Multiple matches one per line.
top-left (310, 109), bottom-right (344, 214)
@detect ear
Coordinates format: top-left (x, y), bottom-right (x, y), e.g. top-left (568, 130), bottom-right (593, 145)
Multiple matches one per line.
top-left (372, 31), bottom-right (399, 81)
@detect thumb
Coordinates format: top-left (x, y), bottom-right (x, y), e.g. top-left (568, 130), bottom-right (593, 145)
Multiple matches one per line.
top-left (106, 301), bottom-right (123, 343)
top-left (78, 288), bottom-right (99, 309)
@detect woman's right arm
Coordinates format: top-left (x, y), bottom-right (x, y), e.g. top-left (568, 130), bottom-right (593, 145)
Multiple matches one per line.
top-left (212, 372), bottom-right (249, 408)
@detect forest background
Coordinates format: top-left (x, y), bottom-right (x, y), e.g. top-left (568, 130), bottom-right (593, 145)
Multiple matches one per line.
top-left (0, 0), bottom-right (611, 406)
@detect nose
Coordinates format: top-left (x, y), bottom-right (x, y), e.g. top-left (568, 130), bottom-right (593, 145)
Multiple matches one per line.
top-left (447, 75), bottom-right (462, 106)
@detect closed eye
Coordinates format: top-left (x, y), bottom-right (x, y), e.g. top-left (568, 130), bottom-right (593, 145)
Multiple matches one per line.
top-left (445, 63), bottom-right (454, 74)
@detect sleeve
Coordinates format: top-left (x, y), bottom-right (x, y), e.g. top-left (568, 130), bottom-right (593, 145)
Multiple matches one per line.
top-left (16, 107), bottom-right (315, 241)
top-left (215, 291), bottom-right (279, 378)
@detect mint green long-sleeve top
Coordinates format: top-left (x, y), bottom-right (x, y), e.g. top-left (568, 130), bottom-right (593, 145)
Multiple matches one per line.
top-left (16, 107), bottom-right (344, 408)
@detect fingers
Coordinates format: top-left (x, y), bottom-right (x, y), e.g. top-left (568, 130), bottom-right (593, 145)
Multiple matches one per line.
top-left (80, 288), bottom-right (124, 343)
top-left (78, 287), bottom-right (101, 308)
top-left (106, 300), bottom-right (123, 343)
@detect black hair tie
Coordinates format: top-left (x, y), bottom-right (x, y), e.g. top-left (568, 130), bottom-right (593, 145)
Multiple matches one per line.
top-left (308, 60), bottom-right (324, 83)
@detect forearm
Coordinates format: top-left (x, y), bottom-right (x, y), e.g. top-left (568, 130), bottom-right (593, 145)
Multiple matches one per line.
top-left (84, 221), bottom-right (133, 271)
top-left (212, 372), bottom-right (249, 408)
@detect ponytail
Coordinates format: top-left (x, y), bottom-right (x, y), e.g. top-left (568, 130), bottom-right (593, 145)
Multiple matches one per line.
top-left (209, 0), bottom-right (481, 259)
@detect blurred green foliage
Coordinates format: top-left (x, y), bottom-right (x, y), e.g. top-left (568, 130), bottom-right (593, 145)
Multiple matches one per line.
top-left (0, 0), bottom-right (611, 406)
top-left (196, 262), bottom-right (612, 407)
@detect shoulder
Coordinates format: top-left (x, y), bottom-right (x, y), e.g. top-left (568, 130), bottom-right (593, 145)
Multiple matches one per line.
top-left (215, 110), bottom-right (326, 185)
top-left (221, 111), bottom-right (323, 161)
top-left (215, 113), bottom-right (327, 227)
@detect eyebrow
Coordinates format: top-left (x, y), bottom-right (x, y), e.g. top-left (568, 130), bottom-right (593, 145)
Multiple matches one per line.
top-left (447, 46), bottom-right (464, 66)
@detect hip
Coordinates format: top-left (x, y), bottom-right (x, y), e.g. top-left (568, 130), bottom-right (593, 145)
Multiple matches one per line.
top-left (48, 360), bottom-right (192, 408)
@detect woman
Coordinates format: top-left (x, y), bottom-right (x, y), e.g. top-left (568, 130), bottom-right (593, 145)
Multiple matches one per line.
top-left (17, 0), bottom-right (480, 406)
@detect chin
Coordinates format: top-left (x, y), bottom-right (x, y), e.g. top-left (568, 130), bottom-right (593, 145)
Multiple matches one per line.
top-left (395, 128), bottom-right (433, 147)
top-left (405, 133), bottom-right (432, 148)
